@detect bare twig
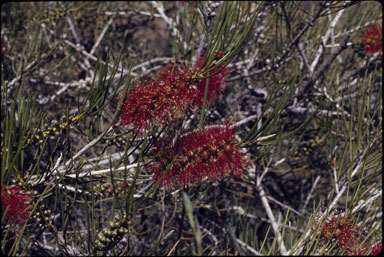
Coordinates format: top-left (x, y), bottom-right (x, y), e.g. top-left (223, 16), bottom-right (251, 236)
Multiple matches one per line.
top-left (296, 43), bottom-right (313, 75)
top-left (310, 9), bottom-right (345, 71)
top-left (266, 195), bottom-right (303, 217)
top-left (151, 1), bottom-right (178, 38)
top-left (228, 5), bottom-right (326, 82)
top-left (104, 10), bottom-right (161, 18)
top-left (300, 175), bottom-right (321, 214)
top-left (301, 33), bottom-right (350, 95)
top-left (352, 188), bottom-right (382, 214)
top-left (65, 164), bottom-right (138, 178)
top-left (227, 225), bottom-right (246, 256)
top-left (5, 60), bottom-right (38, 89)
top-left (66, 16), bottom-right (80, 44)
top-left (90, 17), bottom-right (114, 56)
top-left (333, 162), bottom-right (340, 195)
top-left (256, 164), bottom-right (288, 255)
top-left (55, 127), bottom-right (114, 175)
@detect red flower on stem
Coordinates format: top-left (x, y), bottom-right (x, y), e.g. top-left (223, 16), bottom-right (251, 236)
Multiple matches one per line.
top-left (119, 53), bottom-right (229, 131)
top-left (193, 52), bottom-right (229, 107)
top-left (361, 25), bottom-right (382, 55)
top-left (370, 242), bottom-right (383, 256)
top-left (350, 241), bottom-right (382, 256)
top-left (119, 64), bottom-right (199, 131)
top-left (151, 124), bottom-right (247, 189)
top-left (321, 215), bottom-right (359, 250)
top-left (1, 185), bottom-right (33, 225)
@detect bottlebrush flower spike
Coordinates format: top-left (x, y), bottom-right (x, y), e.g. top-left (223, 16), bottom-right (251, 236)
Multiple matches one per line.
top-left (350, 241), bottom-right (382, 256)
top-left (1, 185), bottom-right (34, 225)
top-left (370, 242), bottom-right (382, 256)
top-left (320, 214), bottom-right (359, 250)
top-left (361, 25), bottom-right (382, 55)
top-left (119, 64), bottom-right (199, 131)
top-left (151, 124), bottom-right (247, 189)
top-left (193, 52), bottom-right (229, 107)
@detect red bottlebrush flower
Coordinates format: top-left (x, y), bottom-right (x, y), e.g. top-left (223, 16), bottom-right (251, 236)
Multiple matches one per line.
top-left (119, 64), bottom-right (199, 131)
top-left (370, 242), bottom-right (382, 256)
top-left (321, 215), bottom-right (359, 250)
top-left (361, 25), bottom-right (382, 55)
top-left (193, 52), bottom-right (229, 107)
top-left (1, 185), bottom-right (33, 225)
top-left (151, 124), bottom-right (247, 189)
top-left (350, 242), bottom-right (382, 256)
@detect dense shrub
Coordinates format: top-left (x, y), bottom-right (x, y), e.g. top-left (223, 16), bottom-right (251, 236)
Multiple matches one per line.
top-left (1, 1), bottom-right (382, 256)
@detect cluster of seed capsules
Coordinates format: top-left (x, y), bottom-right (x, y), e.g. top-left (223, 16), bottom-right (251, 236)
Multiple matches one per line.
top-left (31, 203), bottom-right (55, 228)
top-left (16, 183), bottom-right (56, 228)
top-left (27, 114), bottom-right (84, 146)
top-left (94, 213), bottom-right (130, 251)
top-left (28, 3), bottom-right (83, 25)
top-left (93, 181), bottom-right (130, 197)
top-left (101, 132), bottom-right (129, 147)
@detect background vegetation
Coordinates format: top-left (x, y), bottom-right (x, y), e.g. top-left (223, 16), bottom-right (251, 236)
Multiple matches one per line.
top-left (1, 1), bottom-right (382, 256)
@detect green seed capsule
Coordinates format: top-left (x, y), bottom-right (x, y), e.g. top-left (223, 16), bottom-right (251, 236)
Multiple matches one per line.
top-left (97, 242), bottom-right (106, 249)
top-left (103, 228), bottom-right (111, 236)
top-left (97, 233), bottom-right (104, 241)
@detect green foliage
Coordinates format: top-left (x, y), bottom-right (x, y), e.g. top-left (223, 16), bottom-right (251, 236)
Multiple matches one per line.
top-left (1, 1), bottom-right (382, 256)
